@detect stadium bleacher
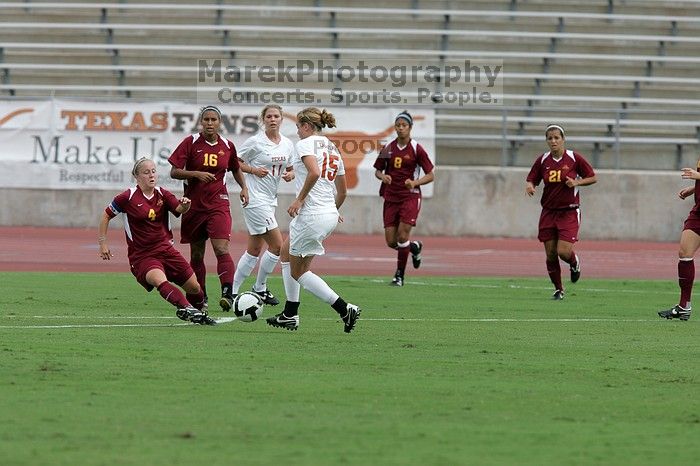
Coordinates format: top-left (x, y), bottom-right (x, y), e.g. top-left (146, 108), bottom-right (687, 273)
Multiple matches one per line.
top-left (0, 0), bottom-right (699, 169)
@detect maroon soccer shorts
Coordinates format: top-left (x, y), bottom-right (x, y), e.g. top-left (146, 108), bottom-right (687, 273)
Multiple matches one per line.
top-left (130, 247), bottom-right (195, 291)
top-left (180, 208), bottom-right (232, 243)
top-left (537, 208), bottom-right (580, 243)
top-left (383, 197), bottom-right (421, 228)
top-left (683, 213), bottom-right (700, 235)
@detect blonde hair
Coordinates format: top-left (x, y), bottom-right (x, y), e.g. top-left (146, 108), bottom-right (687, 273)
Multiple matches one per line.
top-left (297, 107), bottom-right (336, 131)
top-left (131, 157), bottom-right (153, 177)
top-left (260, 104), bottom-right (283, 121)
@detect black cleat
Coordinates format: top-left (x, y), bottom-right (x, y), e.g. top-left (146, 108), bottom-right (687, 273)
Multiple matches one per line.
top-left (390, 275), bottom-right (403, 287)
top-left (552, 289), bottom-right (564, 300)
top-left (410, 240), bottom-right (423, 269)
top-left (570, 255), bottom-right (581, 283)
top-left (658, 305), bottom-right (691, 321)
top-left (219, 294), bottom-right (234, 312)
top-left (176, 306), bottom-right (217, 325)
top-left (266, 312), bottom-right (299, 331)
top-left (252, 288), bottom-right (280, 306)
top-left (342, 304), bottom-right (361, 333)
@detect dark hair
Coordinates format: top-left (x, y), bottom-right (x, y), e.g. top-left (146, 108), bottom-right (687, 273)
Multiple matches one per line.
top-left (395, 110), bottom-right (413, 127)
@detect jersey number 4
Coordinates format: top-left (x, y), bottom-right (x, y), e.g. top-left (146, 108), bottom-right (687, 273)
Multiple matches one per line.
top-left (321, 152), bottom-right (339, 181)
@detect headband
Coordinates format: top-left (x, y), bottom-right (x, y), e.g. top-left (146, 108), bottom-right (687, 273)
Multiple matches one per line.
top-left (200, 105), bottom-right (222, 118)
top-left (545, 124), bottom-right (565, 137)
top-left (395, 112), bottom-right (413, 126)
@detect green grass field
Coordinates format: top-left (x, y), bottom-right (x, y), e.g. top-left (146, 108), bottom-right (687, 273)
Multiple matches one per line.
top-left (1, 272), bottom-right (698, 466)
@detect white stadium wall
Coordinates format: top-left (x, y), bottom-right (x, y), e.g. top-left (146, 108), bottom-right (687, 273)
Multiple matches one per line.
top-left (0, 167), bottom-right (691, 242)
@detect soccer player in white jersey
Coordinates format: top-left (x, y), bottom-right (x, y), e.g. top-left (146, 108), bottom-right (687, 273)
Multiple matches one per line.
top-left (232, 105), bottom-right (295, 305)
top-left (266, 107), bottom-right (361, 333)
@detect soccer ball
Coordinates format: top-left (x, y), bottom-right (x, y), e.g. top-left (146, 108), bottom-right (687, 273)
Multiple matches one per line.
top-left (233, 292), bottom-right (264, 322)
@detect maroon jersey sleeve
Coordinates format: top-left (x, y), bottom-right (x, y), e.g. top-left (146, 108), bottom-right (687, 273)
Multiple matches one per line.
top-left (168, 136), bottom-right (193, 170)
top-left (574, 152), bottom-right (595, 179)
top-left (160, 188), bottom-right (182, 217)
top-left (415, 143), bottom-right (434, 174)
top-left (526, 155), bottom-right (544, 185)
top-left (226, 139), bottom-right (240, 172)
top-left (106, 189), bottom-right (130, 218)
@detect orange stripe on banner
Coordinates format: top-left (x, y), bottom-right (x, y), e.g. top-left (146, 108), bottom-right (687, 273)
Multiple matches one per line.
top-left (0, 108), bottom-right (33, 126)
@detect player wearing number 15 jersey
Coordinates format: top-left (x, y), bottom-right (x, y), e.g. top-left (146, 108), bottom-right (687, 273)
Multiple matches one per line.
top-left (526, 124), bottom-right (596, 300)
top-left (266, 107), bottom-right (361, 333)
top-left (374, 111), bottom-right (435, 287)
top-left (168, 105), bottom-right (249, 312)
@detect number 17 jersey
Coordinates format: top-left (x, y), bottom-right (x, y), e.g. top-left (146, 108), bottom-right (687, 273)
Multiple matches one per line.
top-left (293, 135), bottom-right (345, 215)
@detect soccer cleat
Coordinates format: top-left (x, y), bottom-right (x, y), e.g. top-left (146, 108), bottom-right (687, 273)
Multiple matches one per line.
top-left (252, 288), bottom-right (280, 306)
top-left (658, 305), bottom-right (691, 321)
top-left (176, 306), bottom-right (217, 325)
top-left (219, 294), bottom-right (234, 312)
top-left (570, 255), bottom-right (581, 283)
top-left (266, 312), bottom-right (299, 331)
top-left (552, 289), bottom-right (564, 300)
top-left (410, 240), bottom-right (423, 269)
top-left (390, 274), bottom-right (404, 287)
top-left (342, 304), bottom-right (361, 333)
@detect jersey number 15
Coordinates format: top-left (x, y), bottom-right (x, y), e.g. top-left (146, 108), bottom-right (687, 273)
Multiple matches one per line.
top-left (321, 152), bottom-right (339, 181)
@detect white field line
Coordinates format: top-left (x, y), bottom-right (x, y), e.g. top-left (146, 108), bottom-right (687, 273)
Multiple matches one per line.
top-left (350, 278), bottom-right (676, 294)
top-left (0, 316), bottom-right (667, 329)
top-left (0, 316), bottom-right (237, 329)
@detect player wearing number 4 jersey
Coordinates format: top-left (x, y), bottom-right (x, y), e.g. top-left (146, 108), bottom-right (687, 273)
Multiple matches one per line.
top-left (168, 106), bottom-right (249, 313)
top-left (374, 111), bottom-right (434, 287)
top-left (266, 107), bottom-right (360, 333)
top-left (232, 104), bottom-right (295, 306)
top-left (526, 124), bottom-right (596, 300)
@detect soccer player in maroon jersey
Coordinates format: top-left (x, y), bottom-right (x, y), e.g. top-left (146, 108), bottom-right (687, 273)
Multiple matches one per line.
top-left (526, 125), bottom-right (597, 300)
top-left (373, 111), bottom-right (434, 287)
top-left (168, 106), bottom-right (249, 312)
top-left (98, 158), bottom-right (215, 325)
top-left (657, 163), bottom-right (700, 321)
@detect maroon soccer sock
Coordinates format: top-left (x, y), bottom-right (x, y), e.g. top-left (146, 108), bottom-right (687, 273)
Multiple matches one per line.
top-left (216, 253), bottom-right (235, 296)
top-left (565, 251), bottom-right (578, 267)
top-left (157, 282), bottom-right (190, 309)
top-left (678, 259), bottom-right (695, 309)
top-left (546, 259), bottom-right (563, 291)
top-left (190, 257), bottom-right (207, 297)
top-left (397, 244), bottom-right (410, 275)
top-left (186, 290), bottom-right (207, 310)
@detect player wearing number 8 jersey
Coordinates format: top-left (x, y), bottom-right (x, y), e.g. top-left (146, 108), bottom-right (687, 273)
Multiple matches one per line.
top-left (526, 124), bottom-right (597, 300)
top-left (266, 107), bottom-right (361, 333)
top-left (232, 104), bottom-right (295, 305)
top-left (168, 106), bottom-right (249, 312)
top-left (374, 111), bottom-right (434, 287)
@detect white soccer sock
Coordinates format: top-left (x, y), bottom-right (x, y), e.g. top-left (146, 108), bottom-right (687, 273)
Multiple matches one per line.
top-left (254, 250), bottom-right (279, 292)
top-left (232, 252), bottom-right (258, 294)
top-left (297, 271), bottom-right (339, 305)
top-left (281, 262), bottom-right (300, 302)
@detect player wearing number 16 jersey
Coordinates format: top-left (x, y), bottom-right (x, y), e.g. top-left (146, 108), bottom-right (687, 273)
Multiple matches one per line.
top-left (266, 107), bottom-right (360, 333)
top-left (526, 124), bottom-right (596, 300)
top-left (168, 105), bottom-right (249, 312)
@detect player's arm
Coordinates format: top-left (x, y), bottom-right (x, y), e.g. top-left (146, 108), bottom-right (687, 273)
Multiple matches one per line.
top-left (174, 196), bottom-right (192, 214)
top-left (405, 170), bottom-right (434, 190)
top-left (239, 160), bottom-right (269, 178)
top-left (288, 154), bottom-right (320, 217)
top-left (526, 181), bottom-right (537, 196)
top-left (335, 173), bottom-right (347, 210)
top-left (565, 174), bottom-right (597, 188)
top-left (97, 212), bottom-right (113, 260)
top-left (375, 169), bottom-right (391, 185)
top-left (169, 166), bottom-right (216, 183)
top-left (231, 166), bottom-right (249, 207)
top-left (680, 186), bottom-right (695, 200)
